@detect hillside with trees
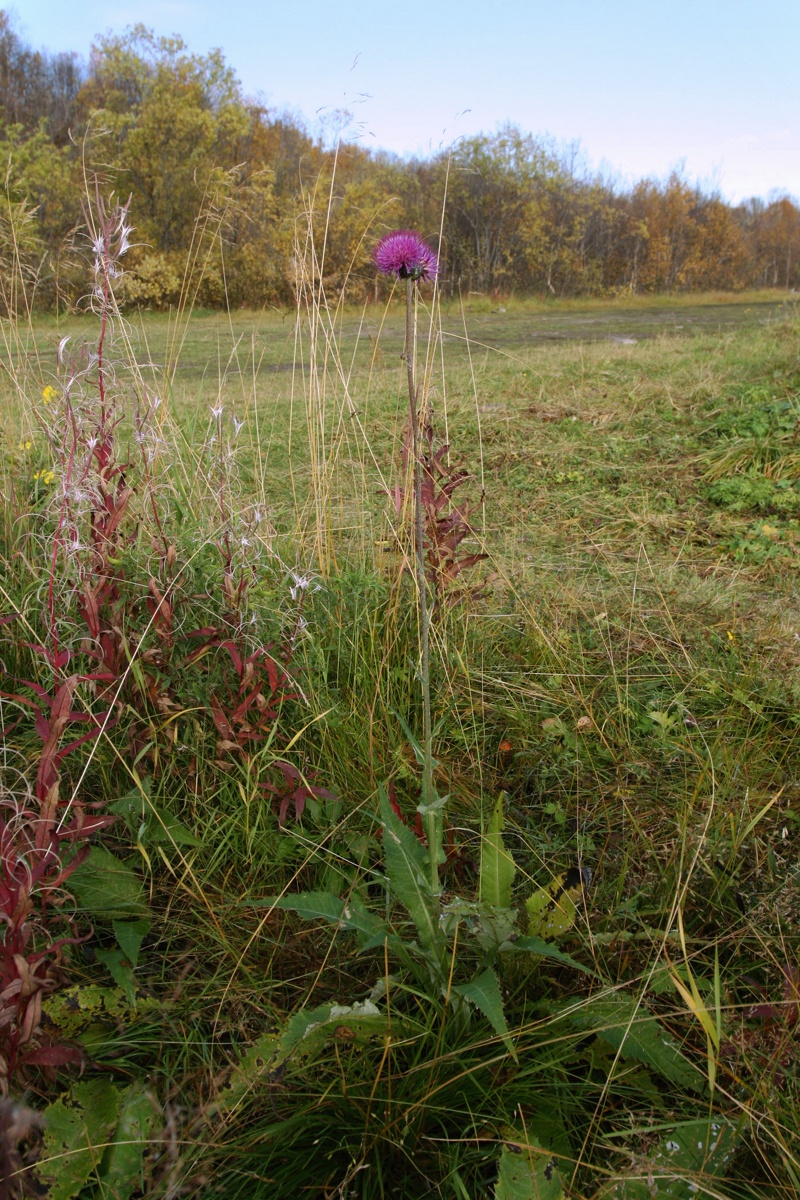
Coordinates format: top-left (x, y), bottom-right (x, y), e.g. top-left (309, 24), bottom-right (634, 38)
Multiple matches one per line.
top-left (2, 12), bottom-right (799, 312)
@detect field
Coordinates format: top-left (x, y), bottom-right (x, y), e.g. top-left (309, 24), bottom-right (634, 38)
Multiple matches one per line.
top-left (2, 288), bottom-right (800, 1198)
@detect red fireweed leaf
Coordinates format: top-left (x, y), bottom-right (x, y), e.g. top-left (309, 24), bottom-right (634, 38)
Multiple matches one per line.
top-left (293, 786), bottom-right (307, 819)
top-left (265, 656), bottom-right (279, 696)
top-left (209, 698), bottom-right (235, 741)
top-left (219, 639), bottom-right (244, 679)
top-left (231, 683), bottom-right (266, 725)
top-left (20, 1045), bottom-right (83, 1068)
top-left (18, 680), bottom-right (51, 702)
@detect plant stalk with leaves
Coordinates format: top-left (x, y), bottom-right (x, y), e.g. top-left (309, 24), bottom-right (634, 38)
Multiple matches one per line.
top-left (406, 275), bottom-right (439, 889)
top-left (374, 230), bottom-right (442, 891)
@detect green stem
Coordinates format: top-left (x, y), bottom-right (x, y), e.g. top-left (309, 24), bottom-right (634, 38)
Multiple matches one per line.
top-left (404, 277), bottom-right (440, 893)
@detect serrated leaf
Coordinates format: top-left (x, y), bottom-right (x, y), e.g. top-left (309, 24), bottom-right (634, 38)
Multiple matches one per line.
top-left (41, 1078), bottom-right (120, 1200)
top-left (68, 846), bottom-right (147, 920)
top-left (267, 1000), bottom-right (398, 1080)
top-left (212, 999), bottom-right (407, 1116)
top-left (494, 1133), bottom-right (565, 1200)
top-left (508, 936), bottom-right (593, 975)
top-left (248, 891), bottom-right (388, 945)
top-left (109, 781), bottom-right (200, 847)
top-left (97, 1084), bottom-right (155, 1200)
top-left (598, 1117), bottom-right (740, 1198)
top-left (380, 785), bottom-right (442, 959)
top-left (480, 794), bottom-right (516, 908)
top-left (95, 949), bottom-right (137, 1004)
top-left (440, 898), bottom-right (518, 953)
top-left (42, 985), bottom-right (157, 1043)
top-left (526, 869), bottom-right (590, 941)
top-left (148, 810), bottom-right (202, 847)
top-left (112, 919), bottom-right (150, 968)
top-left (454, 968), bottom-right (516, 1060)
top-left (552, 993), bottom-right (701, 1091)
top-left (211, 1031), bottom-right (283, 1115)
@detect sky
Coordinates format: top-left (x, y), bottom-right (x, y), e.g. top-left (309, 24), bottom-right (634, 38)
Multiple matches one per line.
top-left (14, 0), bottom-right (800, 203)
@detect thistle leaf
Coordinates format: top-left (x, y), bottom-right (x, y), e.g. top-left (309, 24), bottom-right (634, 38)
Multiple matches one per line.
top-left (248, 891), bottom-right (389, 945)
top-left (454, 967), bottom-right (516, 1060)
top-left (380, 785), bottom-right (442, 957)
top-left (526, 868), bottom-right (591, 941)
top-left (41, 1079), bottom-right (121, 1200)
top-left (596, 1117), bottom-right (741, 1198)
top-left (480, 793), bottom-right (516, 908)
top-left (494, 1132), bottom-right (565, 1200)
top-left (550, 992), bottom-right (701, 1090)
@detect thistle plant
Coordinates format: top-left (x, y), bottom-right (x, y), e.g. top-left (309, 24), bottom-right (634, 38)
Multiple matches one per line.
top-left (372, 230), bottom-right (442, 891)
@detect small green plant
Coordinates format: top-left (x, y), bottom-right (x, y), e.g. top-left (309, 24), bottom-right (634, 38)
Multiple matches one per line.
top-left (725, 519), bottom-right (797, 563)
top-left (707, 471), bottom-right (800, 513)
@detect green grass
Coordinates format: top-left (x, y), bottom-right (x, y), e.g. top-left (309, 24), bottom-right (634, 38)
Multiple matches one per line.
top-left (2, 291), bottom-right (800, 1198)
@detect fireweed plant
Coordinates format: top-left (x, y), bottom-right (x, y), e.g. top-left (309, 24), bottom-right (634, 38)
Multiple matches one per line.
top-left (0, 190), bottom-right (311, 1104)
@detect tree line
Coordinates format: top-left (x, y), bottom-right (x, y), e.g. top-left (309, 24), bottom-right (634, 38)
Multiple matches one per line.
top-left (3, 13), bottom-right (799, 313)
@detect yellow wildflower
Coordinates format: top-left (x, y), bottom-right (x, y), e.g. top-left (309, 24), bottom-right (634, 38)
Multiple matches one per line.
top-left (17, 440), bottom-right (32, 451)
top-left (41, 385), bottom-right (57, 404)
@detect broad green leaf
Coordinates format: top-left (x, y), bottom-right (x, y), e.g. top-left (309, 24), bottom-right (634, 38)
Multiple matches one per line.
top-left (68, 846), bottom-right (147, 920)
top-left (42, 985), bottom-right (157, 1042)
top-left (112, 919), bottom-right (150, 968)
top-left (494, 1133), bottom-right (565, 1200)
top-left (95, 949), bottom-right (137, 1004)
top-left (480, 794), bottom-right (516, 908)
top-left (526, 869), bottom-right (590, 941)
top-left (147, 810), bottom-right (202, 847)
top-left (598, 1117), bottom-right (740, 1198)
top-left (552, 993), bottom-right (701, 1091)
top-left (41, 1078), bottom-right (120, 1200)
top-left (97, 1084), bottom-right (155, 1200)
top-left (454, 968), bottom-right (516, 1060)
top-left (508, 936), bottom-right (593, 975)
top-left (279, 999), bottom-right (390, 1064)
top-left (109, 782), bottom-right (200, 847)
top-left (247, 891), bottom-right (388, 944)
top-left (109, 780), bottom-right (152, 823)
top-left (380, 785), bottom-right (442, 957)
top-left (211, 999), bottom-right (407, 1116)
top-left (211, 1031), bottom-right (283, 1115)
top-left (440, 898), bottom-right (518, 953)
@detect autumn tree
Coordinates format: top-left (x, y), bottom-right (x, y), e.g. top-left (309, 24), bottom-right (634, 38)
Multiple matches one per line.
top-left (2, 12), bottom-right (799, 310)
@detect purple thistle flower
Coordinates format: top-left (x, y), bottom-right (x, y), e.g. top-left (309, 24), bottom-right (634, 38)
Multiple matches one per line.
top-left (373, 230), bottom-right (438, 282)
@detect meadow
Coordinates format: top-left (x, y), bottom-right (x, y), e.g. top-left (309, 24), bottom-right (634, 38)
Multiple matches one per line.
top-left (1, 279), bottom-right (800, 1198)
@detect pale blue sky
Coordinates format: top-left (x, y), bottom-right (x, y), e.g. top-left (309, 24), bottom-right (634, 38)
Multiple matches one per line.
top-left (15, 0), bottom-right (800, 202)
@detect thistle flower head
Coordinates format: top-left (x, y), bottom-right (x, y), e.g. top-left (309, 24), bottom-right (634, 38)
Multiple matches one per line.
top-left (373, 230), bottom-right (438, 282)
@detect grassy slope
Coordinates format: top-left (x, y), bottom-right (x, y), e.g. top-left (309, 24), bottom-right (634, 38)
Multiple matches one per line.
top-left (2, 292), bottom-right (800, 1197)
